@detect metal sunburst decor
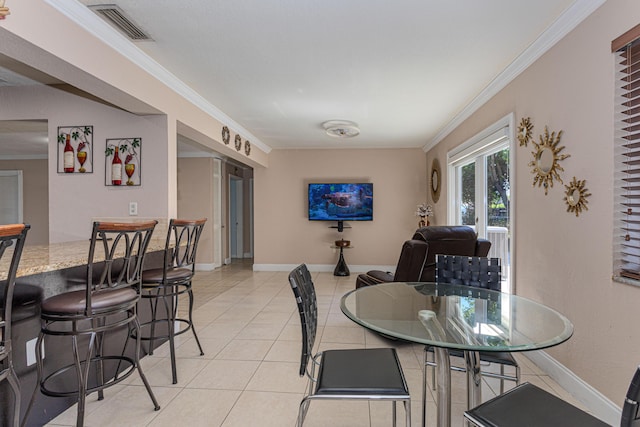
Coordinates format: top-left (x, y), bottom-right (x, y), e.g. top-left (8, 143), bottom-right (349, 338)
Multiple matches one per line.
top-left (528, 126), bottom-right (569, 195)
top-left (564, 176), bottom-right (591, 217)
top-left (517, 117), bottom-right (533, 147)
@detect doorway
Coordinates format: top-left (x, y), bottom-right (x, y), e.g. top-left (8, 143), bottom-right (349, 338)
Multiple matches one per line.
top-left (0, 170), bottom-right (23, 224)
top-left (447, 115), bottom-right (514, 292)
top-left (229, 175), bottom-right (243, 259)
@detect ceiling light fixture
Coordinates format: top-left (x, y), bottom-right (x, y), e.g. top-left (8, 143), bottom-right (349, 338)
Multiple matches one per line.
top-left (322, 120), bottom-right (360, 138)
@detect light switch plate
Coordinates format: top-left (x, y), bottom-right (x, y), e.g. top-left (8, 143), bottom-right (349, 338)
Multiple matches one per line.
top-left (129, 202), bottom-right (138, 216)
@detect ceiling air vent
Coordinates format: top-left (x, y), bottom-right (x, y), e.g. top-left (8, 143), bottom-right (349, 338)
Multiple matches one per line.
top-left (89, 4), bottom-right (152, 41)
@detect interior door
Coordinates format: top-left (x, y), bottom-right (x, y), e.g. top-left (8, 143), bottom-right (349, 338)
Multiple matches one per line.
top-left (229, 176), bottom-right (243, 258)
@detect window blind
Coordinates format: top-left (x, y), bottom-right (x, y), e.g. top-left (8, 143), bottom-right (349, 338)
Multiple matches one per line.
top-left (615, 26), bottom-right (640, 281)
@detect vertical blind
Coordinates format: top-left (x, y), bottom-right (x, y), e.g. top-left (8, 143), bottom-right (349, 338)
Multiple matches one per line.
top-left (614, 25), bottom-right (640, 280)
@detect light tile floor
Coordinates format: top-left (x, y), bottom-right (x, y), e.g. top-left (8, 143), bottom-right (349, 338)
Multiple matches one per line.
top-left (46, 260), bottom-right (588, 426)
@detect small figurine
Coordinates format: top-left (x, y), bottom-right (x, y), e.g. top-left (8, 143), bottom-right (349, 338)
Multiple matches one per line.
top-left (0, 1), bottom-right (10, 20)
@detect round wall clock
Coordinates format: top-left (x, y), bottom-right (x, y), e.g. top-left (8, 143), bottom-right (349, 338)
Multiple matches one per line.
top-left (234, 134), bottom-right (242, 151)
top-left (222, 126), bottom-right (230, 145)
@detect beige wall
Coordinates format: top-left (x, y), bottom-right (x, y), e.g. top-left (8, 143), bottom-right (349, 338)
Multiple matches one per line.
top-left (254, 148), bottom-right (427, 269)
top-left (177, 157), bottom-right (215, 265)
top-left (0, 159), bottom-right (48, 245)
top-left (427, 0), bottom-right (638, 404)
top-left (0, 85), bottom-right (172, 242)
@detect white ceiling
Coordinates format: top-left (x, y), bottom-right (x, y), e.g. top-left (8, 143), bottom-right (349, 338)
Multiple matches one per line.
top-left (1, 1), bottom-right (603, 156)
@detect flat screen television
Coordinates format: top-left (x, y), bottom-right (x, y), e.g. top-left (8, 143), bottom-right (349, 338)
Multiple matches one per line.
top-left (308, 183), bottom-right (373, 222)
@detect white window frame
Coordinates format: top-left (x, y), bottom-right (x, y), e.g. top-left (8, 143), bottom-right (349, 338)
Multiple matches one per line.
top-left (446, 113), bottom-right (516, 292)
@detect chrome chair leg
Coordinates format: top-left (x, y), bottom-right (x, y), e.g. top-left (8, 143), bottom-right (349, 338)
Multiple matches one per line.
top-left (422, 346), bottom-right (428, 426)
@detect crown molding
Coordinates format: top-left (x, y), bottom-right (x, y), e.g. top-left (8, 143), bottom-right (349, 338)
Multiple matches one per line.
top-left (423, 0), bottom-right (606, 152)
top-left (44, 0), bottom-right (271, 155)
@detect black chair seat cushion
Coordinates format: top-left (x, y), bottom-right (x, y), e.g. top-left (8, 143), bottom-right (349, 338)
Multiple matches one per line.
top-left (427, 347), bottom-right (518, 366)
top-left (41, 288), bottom-right (138, 315)
top-left (142, 267), bottom-right (193, 285)
top-left (315, 348), bottom-right (408, 396)
top-left (465, 382), bottom-right (608, 427)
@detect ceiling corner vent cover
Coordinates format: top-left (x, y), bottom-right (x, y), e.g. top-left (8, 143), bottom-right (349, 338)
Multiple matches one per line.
top-left (323, 120), bottom-right (360, 138)
top-left (89, 4), bottom-right (152, 41)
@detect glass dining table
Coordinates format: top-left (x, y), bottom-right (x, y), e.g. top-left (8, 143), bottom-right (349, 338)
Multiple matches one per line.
top-left (340, 282), bottom-right (574, 427)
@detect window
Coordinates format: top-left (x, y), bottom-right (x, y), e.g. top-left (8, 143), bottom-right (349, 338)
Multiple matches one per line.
top-left (614, 24), bottom-right (640, 282)
top-left (447, 114), bottom-right (514, 292)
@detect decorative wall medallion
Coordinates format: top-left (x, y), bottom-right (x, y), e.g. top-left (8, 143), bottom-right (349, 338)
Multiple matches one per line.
top-left (517, 117), bottom-right (533, 147)
top-left (234, 134), bottom-right (242, 151)
top-left (57, 126), bottom-right (93, 174)
top-left (430, 158), bottom-right (441, 203)
top-left (528, 126), bottom-right (569, 195)
top-left (564, 176), bottom-right (591, 217)
top-left (245, 140), bottom-right (251, 156)
top-left (222, 126), bottom-right (230, 145)
top-left (105, 138), bottom-right (141, 186)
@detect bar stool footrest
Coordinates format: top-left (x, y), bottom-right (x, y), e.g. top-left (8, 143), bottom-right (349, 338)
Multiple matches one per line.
top-left (40, 355), bottom-right (137, 398)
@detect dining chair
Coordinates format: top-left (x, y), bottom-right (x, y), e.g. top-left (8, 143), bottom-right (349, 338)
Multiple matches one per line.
top-left (425, 255), bottom-right (519, 397)
top-left (464, 365), bottom-right (640, 426)
top-left (137, 218), bottom-right (206, 384)
top-left (288, 264), bottom-right (411, 427)
top-left (22, 221), bottom-right (160, 427)
top-left (0, 224), bottom-right (30, 427)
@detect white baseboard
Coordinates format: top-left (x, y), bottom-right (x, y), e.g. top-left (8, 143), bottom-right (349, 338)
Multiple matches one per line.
top-left (195, 262), bottom-right (219, 271)
top-left (252, 264), bottom-right (395, 273)
top-left (524, 350), bottom-right (620, 424)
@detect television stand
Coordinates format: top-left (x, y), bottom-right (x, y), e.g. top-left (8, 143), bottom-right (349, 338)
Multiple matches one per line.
top-left (332, 239), bottom-right (352, 277)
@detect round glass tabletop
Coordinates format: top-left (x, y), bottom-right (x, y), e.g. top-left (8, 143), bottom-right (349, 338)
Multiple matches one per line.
top-left (340, 282), bottom-right (573, 352)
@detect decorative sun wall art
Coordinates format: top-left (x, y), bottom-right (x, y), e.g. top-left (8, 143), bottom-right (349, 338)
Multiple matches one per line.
top-left (564, 176), bottom-right (591, 217)
top-left (517, 117), bottom-right (533, 147)
top-left (105, 138), bottom-right (141, 186)
top-left (57, 126), bottom-right (93, 174)
top-left (528, 126), bottom-right (570, 195)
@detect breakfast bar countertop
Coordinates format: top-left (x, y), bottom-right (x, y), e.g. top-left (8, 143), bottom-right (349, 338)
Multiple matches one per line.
top-left (0, 238), bottom-right (167, 280)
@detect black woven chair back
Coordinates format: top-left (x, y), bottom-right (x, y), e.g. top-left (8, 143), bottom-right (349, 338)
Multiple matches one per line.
top-left (288, 264), bottom-right (318, 377)
top-left (0, 224), bottom-right (29, 359)
top-left (86, 221), bottom-right (157, 314)
top-left (622, 366), bottom-right (640, 427)
top-left (435, 254), bottom-right (501, 291)
top-left (166, 219), bottom-right (206, 273)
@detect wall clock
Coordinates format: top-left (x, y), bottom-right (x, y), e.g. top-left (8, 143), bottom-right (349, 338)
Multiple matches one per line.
top-left (431, 158), bottom-right (441, 203)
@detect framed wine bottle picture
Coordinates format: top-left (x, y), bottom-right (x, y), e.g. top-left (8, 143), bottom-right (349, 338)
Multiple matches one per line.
top-left (105, 138), bottom-right (141, 186)
top-left (57, 126), bottom-right (93, 174)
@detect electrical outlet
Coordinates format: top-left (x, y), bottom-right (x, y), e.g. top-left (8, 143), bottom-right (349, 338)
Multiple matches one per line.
top-left (129, 202), bottom-right (138, 216)
top-left (26, 338), bottom-right (44, 366)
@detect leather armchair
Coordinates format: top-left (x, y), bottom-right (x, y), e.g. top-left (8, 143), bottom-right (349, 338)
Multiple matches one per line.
top-left (413, 225), bottom-right (491, 282)
top-left (355, 225), bottom-right (491, 288)
top-left (355, 239), bottom-right (428, 288)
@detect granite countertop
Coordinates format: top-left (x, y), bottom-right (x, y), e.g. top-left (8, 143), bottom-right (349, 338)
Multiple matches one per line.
top-left (0, 238), bottom-right (167, 280)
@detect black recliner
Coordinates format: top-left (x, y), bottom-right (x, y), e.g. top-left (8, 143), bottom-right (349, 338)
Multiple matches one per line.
top-left (355, 225), bottom-right (491, 288)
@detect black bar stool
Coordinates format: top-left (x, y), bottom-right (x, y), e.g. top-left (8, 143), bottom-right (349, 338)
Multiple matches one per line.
top-left (0, 224), bottom-right (30, 427)
top-left (137, 218), bottom-right (206, 384)
top-left (22, 221), bottom-right (160, 427)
